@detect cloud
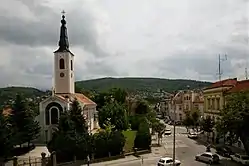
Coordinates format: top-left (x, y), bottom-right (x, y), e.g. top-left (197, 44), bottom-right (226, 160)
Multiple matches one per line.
top-left (0, 0), bottom-right (248, 89)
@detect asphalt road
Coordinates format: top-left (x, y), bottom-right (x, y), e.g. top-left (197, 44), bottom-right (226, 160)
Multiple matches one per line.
top-left (89, 125), bottom-right (242, 166)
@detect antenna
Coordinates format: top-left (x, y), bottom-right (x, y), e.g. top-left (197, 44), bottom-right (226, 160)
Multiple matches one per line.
top-left (245, 68), bottom-right (248, 80)
top-left (218, 54), bottom-right (228, 81)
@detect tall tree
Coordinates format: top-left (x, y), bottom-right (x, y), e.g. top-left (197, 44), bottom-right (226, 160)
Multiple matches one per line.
top-left (152, 119), bottom-right (166, 145)
top-left (48, 100), bottom-right (91, 161)
top-left (110, 88), bottom-right (127, 104)
top-left (98, 102), bottom-right (129, 130)
top-left (200, 116), bottom-right (214, 141)
top-left (135, 100), bottom-right (150, 115)
top-left (182, 112), bottom-right (193, 132)
top-left (69, 99), bottom-right (88, 133)
top-left (0, 112), bottom-right (14, 158)
top-left (11, 94), bottom-right (40, 146)
top-left (217, 91), bottom-right (249, 154)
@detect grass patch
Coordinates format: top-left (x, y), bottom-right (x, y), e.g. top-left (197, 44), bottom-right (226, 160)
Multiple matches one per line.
top-left (122, 130), bottom-right (137, 153)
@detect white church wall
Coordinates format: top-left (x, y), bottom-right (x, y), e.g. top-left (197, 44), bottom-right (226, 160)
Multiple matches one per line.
top-left (36, 97), bottom-right (67, 144)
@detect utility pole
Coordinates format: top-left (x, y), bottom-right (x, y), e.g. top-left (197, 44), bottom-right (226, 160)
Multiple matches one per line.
top-left (172, 98), bottom-right (176, 166)
top-left (218, 54), bottom-right (227, 144)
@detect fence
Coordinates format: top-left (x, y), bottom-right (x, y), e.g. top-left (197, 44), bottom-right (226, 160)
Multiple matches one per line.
top-left (5, 148), bottom-right (151, 166)
top-left (11, 152), bottom-right (54, 166)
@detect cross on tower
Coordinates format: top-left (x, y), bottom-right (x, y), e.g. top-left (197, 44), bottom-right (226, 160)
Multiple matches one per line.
top-left (61, 10), bottom-right (66, 15)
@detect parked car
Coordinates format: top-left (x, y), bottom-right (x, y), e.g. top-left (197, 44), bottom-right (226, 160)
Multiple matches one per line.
top-left (215, 145), bottom-right (234, 157)
top-left (230, 153), bottom-right (249, 165)
top-left (157, 157), bottom-right (181, 166)
top-left (164, 129), bottom-right (172, 135)
top-left (195, 152), bottom-right (220, 164)
top-left (187, 132), bottom-right (198, 139)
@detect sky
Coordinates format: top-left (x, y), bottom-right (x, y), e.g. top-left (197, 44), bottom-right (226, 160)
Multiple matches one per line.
top-left (0, 0), bottom-right (248, 89)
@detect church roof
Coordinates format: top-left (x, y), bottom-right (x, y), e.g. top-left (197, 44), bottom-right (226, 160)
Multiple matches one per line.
top-left (55, 93), bottom-right (96, 106)
top-left (54, 12), bottom-right (74, 55)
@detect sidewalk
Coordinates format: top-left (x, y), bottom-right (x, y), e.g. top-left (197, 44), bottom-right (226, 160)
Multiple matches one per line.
top-left (197, 134), bottom-right (245, 154)
top-left (83, 155), bottom-right (138, 166)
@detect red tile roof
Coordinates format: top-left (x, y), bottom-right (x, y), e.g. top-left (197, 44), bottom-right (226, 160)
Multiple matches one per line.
top-left (206, 78), bottom-right (237, 90)
top-left (56, 93), bottom-right (96, 105)
top-left (74, 93), bottom-right (96, 105)
top-left (227, 79), bottom-right (249, 93)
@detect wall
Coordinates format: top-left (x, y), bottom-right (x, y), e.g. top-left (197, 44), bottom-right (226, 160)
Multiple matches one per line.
top-left (54, 52), bottom-right (74, 94)
top-left (36, 97), bottom-right (66, 144)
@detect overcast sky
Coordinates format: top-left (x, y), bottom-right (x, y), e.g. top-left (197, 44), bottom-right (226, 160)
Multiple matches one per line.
top-left (0, 0), bottom-right (248, 89)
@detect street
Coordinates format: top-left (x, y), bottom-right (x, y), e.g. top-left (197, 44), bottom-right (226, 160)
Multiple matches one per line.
top-left (88, 125), bottom-right (241, 166)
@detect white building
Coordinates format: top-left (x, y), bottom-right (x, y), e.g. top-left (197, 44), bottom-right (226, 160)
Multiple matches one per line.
top-left (36, 14), bottom-right (98, 144)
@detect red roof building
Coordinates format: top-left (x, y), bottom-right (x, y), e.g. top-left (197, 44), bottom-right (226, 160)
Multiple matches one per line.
top-left (227, 79), bottom-right (249, 93)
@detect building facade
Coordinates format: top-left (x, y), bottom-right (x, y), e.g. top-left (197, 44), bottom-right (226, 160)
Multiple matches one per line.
top-left (203, 78), bottom-right (237, 122)
top-left (35, 14), bottom-right (99, 144)
top-left (169, 90), bottom-right (204, 122)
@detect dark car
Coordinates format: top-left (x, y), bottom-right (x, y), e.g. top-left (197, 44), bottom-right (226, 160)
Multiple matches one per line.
top-left (216, 145), bottom-right (234, 157)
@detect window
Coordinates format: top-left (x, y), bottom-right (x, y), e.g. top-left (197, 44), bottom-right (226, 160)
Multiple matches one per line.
top-left (207, 99), bottom-right (210, 109)
top-left (45, 109), bottom-right (50, 125)
top-left (59, 58), bottom-right (65, 69)
top-left (51, 108), bottom-right (59, 124)
top-left (212, 99), bottom-right (215, 109)
top-left (71, 60), bottom-right (73, 70)
top-left (217, 98), bottom-right (220, 110)
top-left (166, 159), bottom-right (173, 163)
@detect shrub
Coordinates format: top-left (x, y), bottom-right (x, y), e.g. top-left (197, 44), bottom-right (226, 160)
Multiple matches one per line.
top-left (134, 121), bottom-right (151, 150)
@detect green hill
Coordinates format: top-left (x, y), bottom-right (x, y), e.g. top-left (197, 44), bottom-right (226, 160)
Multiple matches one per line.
top-left (76, 77), bottom-right (212, 93)
top-left (0, 87), bottom-right (47, 106)
top-left (0, 77), bottom-right (212, 106)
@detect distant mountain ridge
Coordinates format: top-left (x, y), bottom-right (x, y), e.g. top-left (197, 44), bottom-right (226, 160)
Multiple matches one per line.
top-left (0, 77), bottom-right (212, 105)
top-left (75, 77), bottom-right (212, 93)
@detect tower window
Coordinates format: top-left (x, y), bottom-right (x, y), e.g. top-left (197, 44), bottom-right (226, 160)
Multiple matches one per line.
top-left (59, 58), bottom-right (65, 69)
top-left (71, 60), bottom-right (73, 71)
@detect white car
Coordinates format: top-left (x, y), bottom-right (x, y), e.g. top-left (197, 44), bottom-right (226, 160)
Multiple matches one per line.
top-left (195, 152), bottom-right (220, 164)
top-left (187, 132), bottom-right (198, 139)
top-left (157, 157), bottom-right (181, 166)
top-left (230, 153), bottom-right (249, 165)
top-left (164, 129), bottom-right (172, 135)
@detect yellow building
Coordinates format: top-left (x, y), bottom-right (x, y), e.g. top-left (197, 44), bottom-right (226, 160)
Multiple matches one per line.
top-left (203, 78), bottom-right (237, 122)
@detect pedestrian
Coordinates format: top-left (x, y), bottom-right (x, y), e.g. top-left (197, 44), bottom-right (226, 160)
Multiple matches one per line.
top-left (87, 155), bottom-right (90, 166)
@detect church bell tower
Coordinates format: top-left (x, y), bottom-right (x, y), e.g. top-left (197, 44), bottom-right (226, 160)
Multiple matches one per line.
top-left (53, 11), bottom-right (75, 94)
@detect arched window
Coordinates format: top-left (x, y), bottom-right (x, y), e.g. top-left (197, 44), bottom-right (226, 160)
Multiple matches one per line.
top-left (59, 58), bottom-right (65, 69)
top-left (51, 108), bottom-right (59, 124)
top-left (70, 60), bottom-right (73, 71)
top-left (45, 109), bottom-right (50, 125)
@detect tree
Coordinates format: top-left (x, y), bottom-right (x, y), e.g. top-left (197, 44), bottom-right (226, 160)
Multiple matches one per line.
top-left (182, 112), bottom-right (193, 132)
top-left (152, 119), bottom-right (166, 145)
top-left (110, 88), bottom-right (127, 104)
top-left (191, 108), bottom-right (200, 129)
top-left (200, 116), bottom-right (214, 141)
top-left (0, 112), bottom-right (14, 158)
top-left (47, 100), bottom-right (91, 161)
top-left (69, 100), bottom-right (88, 133)
top-left (135, 100), bottom-right (151, 115)
top-left (217, 91), bottom-right (249, 154)
top-left (98, 102), bottom-right (129, 130)
top-left (182, 109), bottom-right (200, 132)
top-left (93, 92), bottom-right (112, 111)
top-left (11, 94), bottom-right (40, 146)
top-left (134, 120), bottom-right (151, 150)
